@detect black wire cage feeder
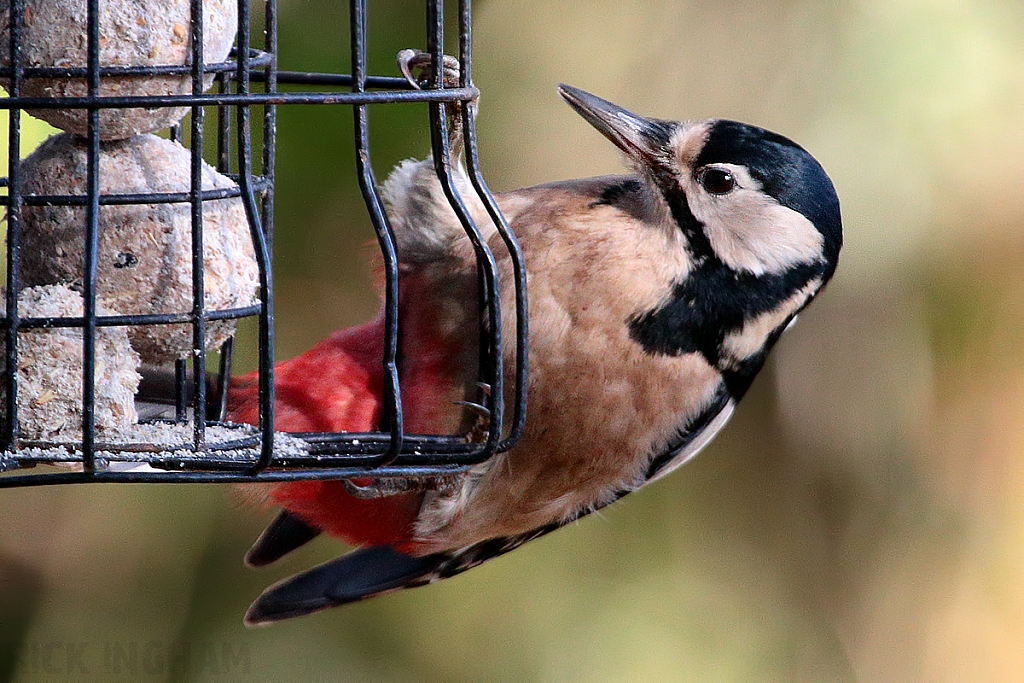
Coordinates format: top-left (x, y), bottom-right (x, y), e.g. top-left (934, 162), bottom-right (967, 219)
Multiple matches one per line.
top-left (0, 0), bottom-right (527, 488)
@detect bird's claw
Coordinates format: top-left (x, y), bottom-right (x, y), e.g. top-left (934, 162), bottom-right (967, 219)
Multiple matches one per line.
top-left (397, 49), bottom-right (461, 90)
top-left (397, 48), bottom-right (470, 159)
top-left (343, 384), bottom-right (494, 497)
top-left (342, 475), bottom-right (460, 499)
top-left (342, 478), bottom-right (406, 498)
top-left (458, 382), bottom-right (492, 443)
top-left (454, 400), bottom-right (490, 419)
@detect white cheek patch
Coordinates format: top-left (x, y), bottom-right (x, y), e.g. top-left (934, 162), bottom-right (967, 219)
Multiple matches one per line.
top-left (682, 164), bottom-right (824, 276)
top-left (720, 278), bottom-right (821, 363)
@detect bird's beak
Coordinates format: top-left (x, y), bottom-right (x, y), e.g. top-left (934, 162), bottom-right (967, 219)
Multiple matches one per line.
top-left (558, 84), bottom-right (675, 166)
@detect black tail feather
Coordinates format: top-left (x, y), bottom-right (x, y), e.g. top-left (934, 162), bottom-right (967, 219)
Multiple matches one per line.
top-left (245, 511), bottom-right (323, 568)
top-left (245, 514), bottom-right (597, 625)
top-left (244, 546), bottom-right (441, 626)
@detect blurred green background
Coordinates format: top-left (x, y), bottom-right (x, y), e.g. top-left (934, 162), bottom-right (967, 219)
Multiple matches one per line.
top-left (3, 0), bottom-right (1024, 680)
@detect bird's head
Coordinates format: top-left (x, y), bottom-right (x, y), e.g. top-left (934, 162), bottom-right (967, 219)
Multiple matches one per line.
top-left (558, 85), bottom-right (842, 393)
top-left (558, 84), bottom-right (841, 280)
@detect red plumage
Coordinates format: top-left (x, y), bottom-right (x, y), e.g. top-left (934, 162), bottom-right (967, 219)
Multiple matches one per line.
top-left (227, 320), bottom-right (384, 434)
top-left (227, 318), bottom-right (418, 550)
top-left (226, 270), bottom-right (479, 554)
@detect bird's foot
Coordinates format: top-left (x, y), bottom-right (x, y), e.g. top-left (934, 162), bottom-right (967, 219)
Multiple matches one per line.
top-left (457, 382), bottom-right (492, 444)
top-left (342, 382), bottom-right (492, 499)
top-left (397, 48), bottom-right (461, 90)
top-left (397, 49), bottom-right (468, 159)
top-left (342, 475), bottom-right (461, 499)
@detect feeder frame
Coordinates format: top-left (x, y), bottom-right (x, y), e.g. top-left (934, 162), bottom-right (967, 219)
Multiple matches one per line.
top-left (0, 0), bottom-right (528, 488)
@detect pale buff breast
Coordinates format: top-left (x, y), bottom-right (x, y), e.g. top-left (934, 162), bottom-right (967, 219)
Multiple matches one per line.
top-left (414, 185), bottom-right (724, 550)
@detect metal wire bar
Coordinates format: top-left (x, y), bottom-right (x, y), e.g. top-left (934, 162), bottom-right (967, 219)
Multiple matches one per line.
top-left (214, 337), bottom-right (234, 421)
top-left (0, 50), bottom-right (273, 78)
top-left (423, 0), bottom-right (503, 466)
top-left (261, 0), bottom-right (277, 251)
top-left (271, 72), bottom-right (413, 89)
top-left (235, 0), bottom-right (277, 474)
top-left (458, 0), bottom-right (529, 450)
top-left (1, 305), bottom-right (262, 330)
top-left (0, 179), bottom-right (272, 206)
top-left (1, 434), bottom-right (514, 477)
top-left (189, 0), bottom-right (209, 451)
top-left (175, 358), bottom-right (188, 422)
top-left (0, 87), bottom-right (480, 109)
top-left (3, 0), bottom-right (24, 453)
top-left (0, 61), bottom-right (473, 86)
top-left (350, 0), bottom-right (403, 467)
top-left (80, 0), bottom-right (103, 472)
top-left (0, 464), bottom-right (473, 488)
top-left (216, 73), bottom-right (233, 173)
top-left (10, 431), bottom-right (492, 460)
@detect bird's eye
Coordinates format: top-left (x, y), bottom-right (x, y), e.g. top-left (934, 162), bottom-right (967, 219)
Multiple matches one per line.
top-left (698, 168), bottom-right (736, 195)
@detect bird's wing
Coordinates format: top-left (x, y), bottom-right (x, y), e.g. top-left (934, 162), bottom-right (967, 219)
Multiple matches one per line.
top-left (243, 384), bottom-right (736, 623)
top-left (243, 525), bottom-right (559, 625)
top-left (643, 383), bottom-right (734, 484)
top-left (244, 545), bottom-right (443, 625)
top-left (244, 510), bottom-right (323, 568)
